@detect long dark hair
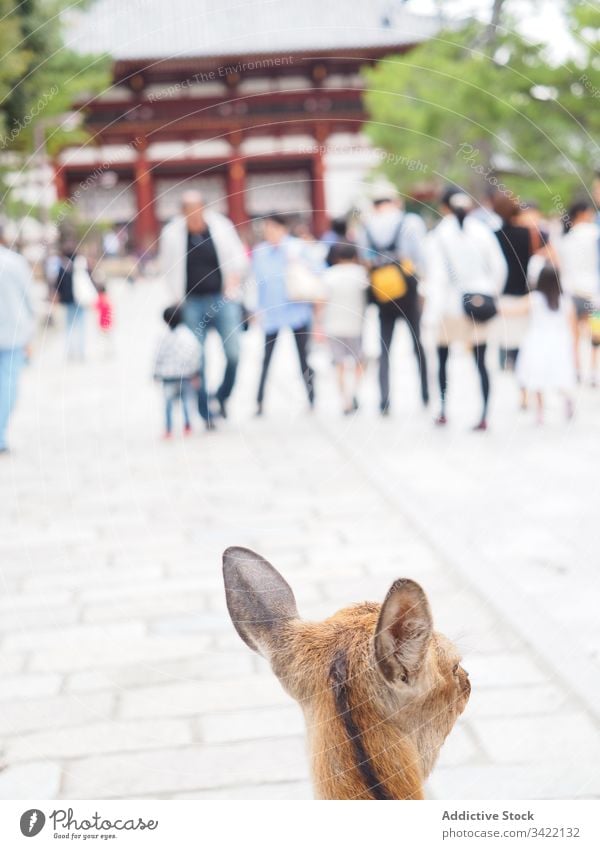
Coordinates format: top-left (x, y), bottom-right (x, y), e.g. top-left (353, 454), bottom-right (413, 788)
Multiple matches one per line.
top-left (536, 265), bottom-right (561, 312)
top-left (564, 200), bottom-right (592, 234)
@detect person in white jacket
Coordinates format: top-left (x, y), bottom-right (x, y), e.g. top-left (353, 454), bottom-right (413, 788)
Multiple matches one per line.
top-left (556, 200), bottom-right (600, 384)
top-left (159, 191), bottom-right (249, 427)
top-left (424, 188), bottom-right (508, 431)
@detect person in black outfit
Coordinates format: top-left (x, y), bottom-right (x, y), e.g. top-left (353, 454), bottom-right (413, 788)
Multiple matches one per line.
top-left (492, 193), bottom-right (533, 372)
top-left (54, 239), bottom-right (87, 361)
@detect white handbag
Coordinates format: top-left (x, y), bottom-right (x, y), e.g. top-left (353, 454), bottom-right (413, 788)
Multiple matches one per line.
top-left (285, 259), bottom-right (324, 303)
top-left (72, 255), bottom-right (97, 308)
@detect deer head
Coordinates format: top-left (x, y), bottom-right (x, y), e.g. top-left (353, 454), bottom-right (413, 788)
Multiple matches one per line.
top-left (222, 546), bottom-right (470, 800)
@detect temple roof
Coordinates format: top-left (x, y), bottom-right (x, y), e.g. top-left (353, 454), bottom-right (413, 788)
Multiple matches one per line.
top-left (65, 0), bottom-right (439, 61)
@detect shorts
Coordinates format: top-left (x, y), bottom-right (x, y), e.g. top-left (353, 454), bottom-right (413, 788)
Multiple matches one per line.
top-left (573, 295), bottom-right (594, 320)
top-left (590, 311), bottom-right (600, 347)
top-left (328, 336), bottom-right (363, 364)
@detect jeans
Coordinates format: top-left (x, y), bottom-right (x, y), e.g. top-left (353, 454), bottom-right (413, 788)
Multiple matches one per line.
top-left (183, 295), bottom-right (242, 421)
top-left (0, 347), bottom-right (25, 450)
top-left (257, 324), bottom-right (315, 407)
top-left (163, 379), bottom-right (193, 433)
top-left (378, 286), bottom-right (428, 411)
top-left (65, 303), bottom-right (86, 360)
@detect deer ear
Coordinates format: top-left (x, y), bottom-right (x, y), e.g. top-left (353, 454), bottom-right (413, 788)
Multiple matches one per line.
top-left (222, 546), bottom-right (299, 657)
top-left (374, 579), bottom-right (433, 684)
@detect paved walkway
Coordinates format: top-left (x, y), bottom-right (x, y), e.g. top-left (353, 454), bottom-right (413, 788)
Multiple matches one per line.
top-left (0, 279), bottom-right (599, 800)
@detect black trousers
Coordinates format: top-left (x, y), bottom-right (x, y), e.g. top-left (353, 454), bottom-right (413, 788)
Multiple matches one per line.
top-left (437, 343), bottom-right (490, 421)
top-left (257, 324), bottom-right (315, 406)
top-left (378, 290), bottom-right (428, 411)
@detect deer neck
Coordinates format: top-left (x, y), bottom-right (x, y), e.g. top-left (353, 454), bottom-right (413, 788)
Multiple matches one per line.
top-left (306, 649), bottom-right (425, 800)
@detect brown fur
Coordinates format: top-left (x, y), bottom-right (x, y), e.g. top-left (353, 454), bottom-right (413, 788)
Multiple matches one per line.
top-left (223, 548), bottom-right (470, 800)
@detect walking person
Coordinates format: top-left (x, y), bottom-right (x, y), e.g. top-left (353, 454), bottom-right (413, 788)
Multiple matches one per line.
top-left (502, 266), bottom-right (576, 424)
top-left (0, 237), bottom-right (35, 455)
top-left (159, 190), bottom-right (248, 428)
top-left (425, 188), bottom-right (507, 431)
top-left (94, 284), bottom-right (114, 357)
top-left (252, 213), bottom-right (322, 416)
top-left (491, 193), bottom-right (533, 374)
top-left (556, 200), bottom-right (600, 385)
top-left (321, 242), bottom-right (369, 414)
top-left (153, 305), bottom-right (201, 439)
top-left (359, 182), bottom-right (428, 415)
top-left (54, 239), bottom-right (94, 361)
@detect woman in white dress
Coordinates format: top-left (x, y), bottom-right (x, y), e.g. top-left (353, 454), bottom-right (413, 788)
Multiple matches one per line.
top-left (503, 266), bottom-right (576, 424)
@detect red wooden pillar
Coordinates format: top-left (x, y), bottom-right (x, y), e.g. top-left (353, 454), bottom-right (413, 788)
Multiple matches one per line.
top-left (311, 149), bottom-right (328, 237)
top-left (53, 163), bottom-right (68, 201)
top-left (133, 142), bottom-right (158, 252)
top-left (311, 125), bottom-right (328, 236)
top-left (227, 156), bottom-right (246, 226)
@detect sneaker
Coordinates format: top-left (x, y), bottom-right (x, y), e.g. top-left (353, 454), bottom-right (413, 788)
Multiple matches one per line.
top-left (472, 419), bottom-right (488, 432)
top-left (183, 424), bottom-right (192, 436)
top-left (343, 397), bottom-right (359, 415)
top-left (434, 414), bottom-right (447, 426)
top-left (162, 432), bottom-right (173, 441)
top-left (565, 398), bottom-right (575, 420)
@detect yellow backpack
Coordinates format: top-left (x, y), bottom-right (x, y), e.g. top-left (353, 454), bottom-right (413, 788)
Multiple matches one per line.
top-left (366, 219), bottom-right (415, 303)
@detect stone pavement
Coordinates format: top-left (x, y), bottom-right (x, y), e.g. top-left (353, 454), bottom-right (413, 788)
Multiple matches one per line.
top-left (0, 279), bottom-right (599, 800)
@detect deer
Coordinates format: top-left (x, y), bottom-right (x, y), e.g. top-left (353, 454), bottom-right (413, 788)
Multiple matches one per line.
top-left (222, 546), bottom-right (471, 800)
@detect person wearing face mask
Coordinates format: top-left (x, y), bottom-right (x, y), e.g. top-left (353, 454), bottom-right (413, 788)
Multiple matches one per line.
top-left (424, 188), bottom-right (508, 431)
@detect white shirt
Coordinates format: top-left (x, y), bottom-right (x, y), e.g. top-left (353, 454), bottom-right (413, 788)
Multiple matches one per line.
top-left (0, 245), bottom-right (35, 349)
top-left (557, 221), bottom-right (600, 301)
top-left (358, 208), bottom-right (427, 276)
top-left (424, 214), bottom-right (508, 321)
top-left (159, 212), bottom-right (249, 303)
top-left (153, 324), bottom-right (201, 380)
top-left (322, 262), bottom-right (369, 338)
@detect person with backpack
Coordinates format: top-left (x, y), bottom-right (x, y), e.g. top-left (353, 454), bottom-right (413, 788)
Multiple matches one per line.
top-left (425, 188), bottom-right (507, 432)
top-left (54, 238), bottom-right (95, 361)
top-left (359, 182), bottom-right (428, 415)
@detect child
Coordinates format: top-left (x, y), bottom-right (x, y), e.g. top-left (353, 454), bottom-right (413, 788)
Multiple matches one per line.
top-left (502, 266), bottom-right (576, 424)
top-left (321, 243), bottom-right (369, 414)
top-left (153, 306), bottom-right (201, 439)
top-left (95, 285), bottom-right (114, 356)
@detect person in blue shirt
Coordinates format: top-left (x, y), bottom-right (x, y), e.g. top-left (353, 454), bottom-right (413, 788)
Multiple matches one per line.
top-left (252, 213), bottom-right (321, 416)
top-left (0, 239), bottom-right (35, 454)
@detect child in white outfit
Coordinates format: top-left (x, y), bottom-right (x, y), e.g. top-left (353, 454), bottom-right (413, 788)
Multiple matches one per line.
top-left (153, 305), bottom-right (201, 438)
top-left (502, 266), bottom-right (576, 424)
top-left (321, 243), bottom-right (369, 414)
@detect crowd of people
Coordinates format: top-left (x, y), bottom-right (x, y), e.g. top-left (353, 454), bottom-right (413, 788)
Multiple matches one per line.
top-left (152, 181), bottom-right (600, 437)
top-left (1, 176), bottom-right (600, 453)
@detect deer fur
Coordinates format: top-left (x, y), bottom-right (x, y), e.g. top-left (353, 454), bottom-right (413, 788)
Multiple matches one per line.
top-left (222, 546), bottom-right (470, 800)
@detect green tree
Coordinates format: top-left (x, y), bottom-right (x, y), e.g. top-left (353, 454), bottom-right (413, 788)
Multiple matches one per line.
top-left (0, 1), bottom-right (110, 161)
top-left (362, 2), bottom-right (599, 210)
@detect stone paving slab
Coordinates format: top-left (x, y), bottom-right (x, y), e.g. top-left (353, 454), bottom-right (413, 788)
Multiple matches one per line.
top-left (0, 280), bottom-right (598, 800)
